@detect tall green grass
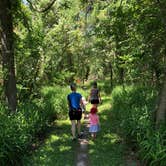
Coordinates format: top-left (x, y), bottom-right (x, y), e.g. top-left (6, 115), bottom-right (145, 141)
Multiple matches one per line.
top-left (0, 85), bottom-right (70, 165)
top-left (41, 86), bottom-right (70, 120)
top-left (111, 85), bottom-right (166, 165)
top-left (23, 120), bottom-right (75, 166)
top-left (88, 95), bottom-right (125, 166)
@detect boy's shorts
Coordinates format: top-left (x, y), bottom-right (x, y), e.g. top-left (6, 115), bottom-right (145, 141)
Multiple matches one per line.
top-left (69, 109), bottom-right (82, 120)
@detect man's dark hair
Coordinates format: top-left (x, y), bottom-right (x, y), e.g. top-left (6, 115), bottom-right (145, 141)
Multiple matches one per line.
top-left (70, 83), bottom-right (76, 91)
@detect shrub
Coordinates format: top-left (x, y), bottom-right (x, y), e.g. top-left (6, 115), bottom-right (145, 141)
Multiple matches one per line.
top-left (0, 85), bottom-right (69, 165)
top-left (139, 126), bottom-right (166, 166)
top-left (41, 86), bottom-right (70, 120)
top-left (111, 85), bottom-right (166, 165)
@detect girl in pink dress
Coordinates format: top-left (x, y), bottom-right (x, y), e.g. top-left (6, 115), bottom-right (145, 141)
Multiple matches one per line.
top-left (89, 107), bottom-right (100, 139)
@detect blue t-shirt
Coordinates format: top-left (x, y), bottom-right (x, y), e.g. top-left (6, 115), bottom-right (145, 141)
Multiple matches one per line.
top-left (67, 92), bottom-right (82, 110)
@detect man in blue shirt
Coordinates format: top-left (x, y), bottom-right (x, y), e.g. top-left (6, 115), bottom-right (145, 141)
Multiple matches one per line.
top-left (67, 83), bottom-right (83, 140)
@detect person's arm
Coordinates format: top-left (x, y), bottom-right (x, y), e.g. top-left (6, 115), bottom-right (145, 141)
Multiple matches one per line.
top-left (82, 97), bottom-right (88, 105)
top-left (88, 89), bottom-right (92, 102)
top-left (68, 100), bottom-right (70, 108)
top-left (80, 96), bottom-right (84, 108)
top-left (98, 91), bottom-right (102, 103)
top-left (89, 113), bottom-right (92, 123)
top-left (97, 115), bottom-right (100, 126)
top-left (67, 95), bottom-right (70, 109)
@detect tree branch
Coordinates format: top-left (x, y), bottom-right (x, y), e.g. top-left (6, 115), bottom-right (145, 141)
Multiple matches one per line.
top-left (26, 0), bottom-right (57, 12)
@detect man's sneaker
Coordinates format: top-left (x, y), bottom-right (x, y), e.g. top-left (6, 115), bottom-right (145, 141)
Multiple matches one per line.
top-left (77, 133), bottom-right (83, 139)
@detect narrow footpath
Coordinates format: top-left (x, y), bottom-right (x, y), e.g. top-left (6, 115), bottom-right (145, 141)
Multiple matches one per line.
top-left (23, 98), bottom-right (142, 166)
top-left (75, 115), bottom-right (90, 166)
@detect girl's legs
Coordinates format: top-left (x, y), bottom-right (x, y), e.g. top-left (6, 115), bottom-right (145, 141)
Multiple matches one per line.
top-left (91, 132), bottom-right (96, 139)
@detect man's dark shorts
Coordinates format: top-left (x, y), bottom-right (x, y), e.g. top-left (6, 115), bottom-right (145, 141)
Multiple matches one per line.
top-left (69, 109), bottom-right (82, 120)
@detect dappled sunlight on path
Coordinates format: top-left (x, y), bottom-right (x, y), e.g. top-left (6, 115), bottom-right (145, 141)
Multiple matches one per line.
top-left (87, 95), bottom-right (141, 166)
top-left (75, 115), bottom-right (90, 166)
top-left (23, 94), bottom-right (141, 166)
top-left (87, 99), bottom-right (125, 166)
top-left (23, 121), bottom-right (76, 166)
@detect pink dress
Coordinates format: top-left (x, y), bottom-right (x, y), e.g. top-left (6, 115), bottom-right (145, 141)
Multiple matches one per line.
top-left (89, 113), bottom-right (100, 133)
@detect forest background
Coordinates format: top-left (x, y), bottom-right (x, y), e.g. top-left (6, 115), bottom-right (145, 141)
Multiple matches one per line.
top-left (0, 0), bottom-right (166, 165)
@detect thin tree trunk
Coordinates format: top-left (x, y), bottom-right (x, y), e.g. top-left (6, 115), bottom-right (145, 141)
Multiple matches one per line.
top-left (0, 0), bottom-right (17, 111)
top-left (109, 62), bottom-right (113, 89)
top-left (155, 0), bottom-right (166, 127)
top-left (156, 73), bottom-right (166, 126)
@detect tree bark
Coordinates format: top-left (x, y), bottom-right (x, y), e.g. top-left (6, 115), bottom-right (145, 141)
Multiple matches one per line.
top-left (0, 0), bottom-right (17, 111)
top-left (155, 0), bottom-right (166, 126)
top-left (109, 62), bottom-right (113, 89)
top-left (156, 73), bottom-right (166, 126)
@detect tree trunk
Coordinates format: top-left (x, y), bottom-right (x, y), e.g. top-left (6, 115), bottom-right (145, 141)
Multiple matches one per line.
top-left (0, 0), bottom-right (17, 111)
top-left (155, 0), bottom-right (166, 127)
top-left (109, 62), bottom-right (113, 89)
top-left (156, 74), bottom-right (166, 126)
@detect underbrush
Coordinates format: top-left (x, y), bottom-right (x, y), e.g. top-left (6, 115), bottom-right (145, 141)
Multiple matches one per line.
top-left (0, 86), bottom-right (69, 165)
top-left (111, 85), bottom-right (166, 166)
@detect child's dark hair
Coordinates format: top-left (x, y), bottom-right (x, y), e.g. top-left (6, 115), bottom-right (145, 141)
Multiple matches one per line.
top-left (90, 107), bottom-right (98, 114)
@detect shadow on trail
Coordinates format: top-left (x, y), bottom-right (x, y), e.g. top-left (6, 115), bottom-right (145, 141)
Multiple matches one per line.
top-left (23, 122), bottom-right (76, 166)
top-left (88, 108), bottom-right (126, 166)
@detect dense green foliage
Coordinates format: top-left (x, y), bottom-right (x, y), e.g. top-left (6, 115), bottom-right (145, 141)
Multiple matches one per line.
top-left (0, 86), bottom-right (69, 165)
top-left (111, 86), bottom-right (166, 165)
top-left (0, 0), bottom-right (166, 165)
top-left (7, 0), bottom-right (165, 91)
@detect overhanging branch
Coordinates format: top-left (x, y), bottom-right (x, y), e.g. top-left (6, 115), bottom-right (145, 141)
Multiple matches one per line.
top-left (26, 0), bottom-right (57, 12)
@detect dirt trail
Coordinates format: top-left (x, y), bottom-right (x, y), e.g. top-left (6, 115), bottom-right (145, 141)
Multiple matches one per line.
top-left (74, 113), bottom-right (142, 166)
top-left (75, 115), bottom-right (90, 166)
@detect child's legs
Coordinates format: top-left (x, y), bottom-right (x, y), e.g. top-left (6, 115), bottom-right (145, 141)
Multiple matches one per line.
top-left (91, 132), bottom-right (94, 137)
top-left (91, 132), bottom-right (96, 138)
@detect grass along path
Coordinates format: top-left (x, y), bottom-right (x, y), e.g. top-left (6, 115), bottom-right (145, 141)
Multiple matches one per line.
top-left (87, 96), bottom-right (125, 166)
top-left (23, 120), bottom-right (76, 166)
top-left (23, 93), bottom-right (140, 166)
top-left (88, 95), bottom-right (141, 166)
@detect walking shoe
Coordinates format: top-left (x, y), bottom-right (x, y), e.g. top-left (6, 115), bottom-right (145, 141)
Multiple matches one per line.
top-left (77, 133), bottom-right (83, 139)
